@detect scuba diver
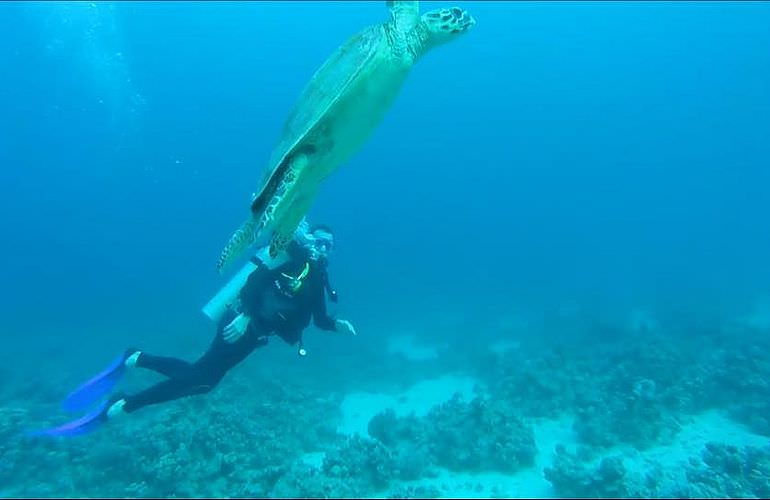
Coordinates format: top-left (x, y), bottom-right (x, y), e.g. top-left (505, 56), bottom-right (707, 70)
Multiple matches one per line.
top-left (33, 221), bottom-right (356, 436)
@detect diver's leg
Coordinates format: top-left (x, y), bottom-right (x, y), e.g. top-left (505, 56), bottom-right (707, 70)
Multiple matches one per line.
top-left (132, 353), bottom-right (193, 379)
top-left (120, 370), bottom-right (220, 412)
top-left (125, 308), bottom-right (238, 379)
top-left (30, 311), bottom-right (271, 436)
top-left (32, 315), bottom-right (268, 436)
top-left (120, 335), bottom-right (267, 413)
top-left (118, 321), bottom-right (268, 414)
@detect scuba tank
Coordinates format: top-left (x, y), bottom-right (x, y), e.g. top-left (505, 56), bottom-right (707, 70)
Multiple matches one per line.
top-left (202, 246), bottom-right (289, 323)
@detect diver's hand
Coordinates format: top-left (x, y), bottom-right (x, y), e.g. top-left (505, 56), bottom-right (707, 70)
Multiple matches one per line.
top-left (335, 318), bottom-right (357, 336)
top-left (223, 313), bottom-right (250, 343)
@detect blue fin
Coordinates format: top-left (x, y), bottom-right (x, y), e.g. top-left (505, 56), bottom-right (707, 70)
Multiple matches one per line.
top-left (62, 354), bottom-right (126, 413)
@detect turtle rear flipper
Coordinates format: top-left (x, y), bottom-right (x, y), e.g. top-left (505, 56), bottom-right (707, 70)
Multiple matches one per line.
top-left (268, 230), bottom-right (293, 258)
top-left (217, 217), bottom-right (260, 273)
top-left (218, 154), bottom-right (307, 272)
top-left (267, 190), bottom-right (319, 258)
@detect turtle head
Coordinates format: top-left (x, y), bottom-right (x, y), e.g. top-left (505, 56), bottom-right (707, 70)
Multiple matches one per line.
top-left (416, 6), bottom-right (476, 55)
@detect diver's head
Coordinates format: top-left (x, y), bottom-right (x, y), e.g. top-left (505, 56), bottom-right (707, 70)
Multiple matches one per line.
top-left (308, 224), bottom-right (334, 261)
top-left (293, 220), bottom-right (335, 262)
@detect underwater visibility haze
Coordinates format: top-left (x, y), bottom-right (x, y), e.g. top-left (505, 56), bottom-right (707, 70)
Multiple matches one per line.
top-left (1, 1), bottom-right (770, 497)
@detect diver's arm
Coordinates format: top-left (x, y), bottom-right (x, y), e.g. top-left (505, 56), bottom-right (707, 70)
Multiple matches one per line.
top-left (311, 280), bottom-right (356, 335)
top-left (223, 267), bottom-right (272, 343)
top-left (222, 268), bottom-right (269, 343)
top-left (311, 273), bottom-right (342, 332)
top-left (312, 283), bottom-right (338, 331)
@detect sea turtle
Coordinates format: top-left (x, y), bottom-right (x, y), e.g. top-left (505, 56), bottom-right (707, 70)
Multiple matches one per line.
top-left (217, 1), bottom-right (476, 273)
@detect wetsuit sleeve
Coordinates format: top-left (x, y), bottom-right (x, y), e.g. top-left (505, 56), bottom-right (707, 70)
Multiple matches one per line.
top-left (312, 276), bottom-right (337, 332)
top-left (238, 266), bottom-right (270, 318)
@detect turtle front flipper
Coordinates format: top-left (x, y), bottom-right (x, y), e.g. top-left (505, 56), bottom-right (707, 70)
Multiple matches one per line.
top-left (387, 1), bottom-right (420, 32)
top-left (217, 217), bottom-right (260, 274)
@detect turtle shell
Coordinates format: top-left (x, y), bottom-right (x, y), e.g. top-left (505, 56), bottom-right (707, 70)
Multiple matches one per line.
top-left (251, 24), bottom-right (387, 214)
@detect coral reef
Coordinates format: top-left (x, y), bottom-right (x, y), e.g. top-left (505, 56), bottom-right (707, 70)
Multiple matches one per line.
top-left (269, 462), bottom-right (361, 499)
top-left (386, 483), bottom-right (442, 499)
top-left (424, 394), bottom-right (536, 473)
top-left (684, 442), bottom-right (770, 498)
top-left (2, 376), bottom-right (341, 498)
top-left (544, 446), bottom-right (628, 498)
top-left (366, 394), bottom-right (536, 476)
top-left (322, 434), bottom-right (398, 488)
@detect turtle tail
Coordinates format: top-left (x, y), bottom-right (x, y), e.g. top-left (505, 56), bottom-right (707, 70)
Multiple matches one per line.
top-left (217, 217), bottom-right (260, 274)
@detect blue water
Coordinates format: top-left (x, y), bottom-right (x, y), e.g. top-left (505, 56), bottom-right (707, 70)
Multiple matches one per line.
top-left (2, 1), bottom-right (770, 498)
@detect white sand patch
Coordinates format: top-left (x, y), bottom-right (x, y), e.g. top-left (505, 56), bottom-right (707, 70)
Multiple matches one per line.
top-left (488, 339), bottom-right (521, 357)
top-left (496, 310), bottom-right (531, 335)
top-left (613, 409), bottom-right (769, 474)
top-left (337, 374), bottom-right (478, 437)
top-left (385, 334), bottom-right (441, 361)
top-left (742, 295), bottom-right (770, 331)
top-left (628, 308), bottom-right (659, 334)
top-left (300, 451), bottom-right (326, 469)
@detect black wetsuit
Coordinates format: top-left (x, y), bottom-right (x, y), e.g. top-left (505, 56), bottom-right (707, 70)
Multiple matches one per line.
top-left (122, 243), bottom-right (338, 413)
